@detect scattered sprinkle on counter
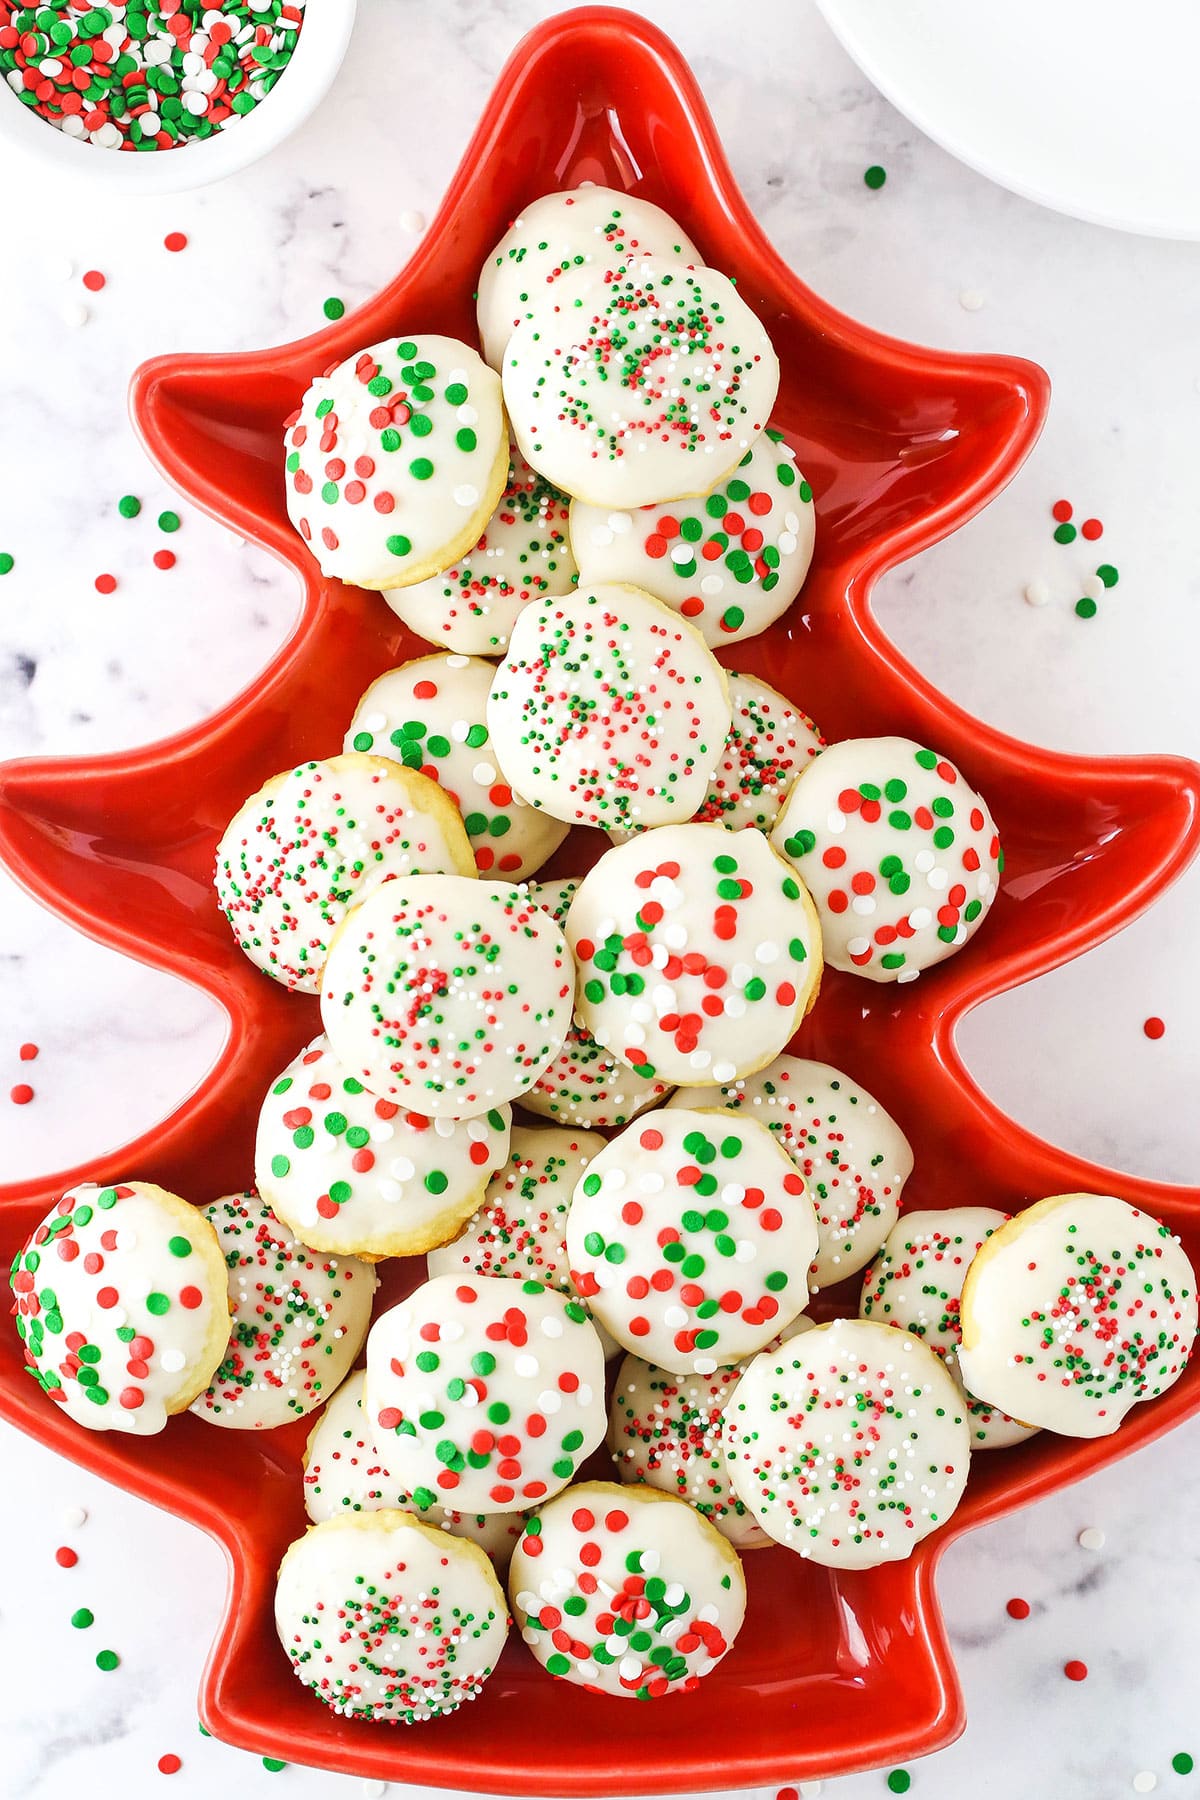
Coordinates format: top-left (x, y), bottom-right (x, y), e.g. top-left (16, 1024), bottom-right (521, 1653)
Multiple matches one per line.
top-left (1006, 1596), bottom-right (1030, 1620)
top-left (153, 548), bottom-right (176, 570)
top-left (400, 209), bottom-right (425, 232)
top-left (887, 1774), bottom-right (912, 1795)
top-left (158, 509), bottom-right (181, 534)
top-left (0, 1), bottom-right (307, 152)
top-left (864, 164), bottom-right (886, 189)
top-left (96, 1648), bottom-right (119, 1671)
top-left (1075, 596), bottom-right (1097, 620)
top-left (158, 1754), bottom-right (182, 1776)
top-left (55, 1544), bottom-right (78, 1567)
top-left (1064, 1659), bottom-right (1088, 1682)
top-left (263, 1757), bottom-right (287, 1772)
top-left (1098, 562), bottom-right (1120, 588)
top-left (1082, 515), bottom-right (1104, 539)
top-left (1144, 1015), bottom-right (1166, 1039)
top-left (60, 1503), bottom-right (86, 1527)
top-left (1133, 1773), bottom-right (1158, 1794)
top-left (10, 1083), bottom-right (34, 1105)
top-left (959, 288), bottom-right (985, 311)
top-left (94, 572), bottom-right (117, 595)
top-left (164, 232), bottom-right (188, 252)
top-left (1174, 1752), bottom-right (1194, 1774)
top-left (1054, 520), bottom-right (1077, 545)
top-left (1024, 579), bottom-right (1050, 607)
top-left (71, 1606), bottom-right (94, 1629)
top-left (60, 300), bottom-right (88, 328)
top-left (0, 552), bottom-right (13, 574)
top-left (323, 295), bottom-right (345, 320)
top-left (118, 494), bottom-right (141, 519)
top-left (19, 1040), bottom-right (38, 1060)
top-left (1078, 1526), bottom-right (1106, 1551)
top-left (82, 269), bottom-right (106, 292)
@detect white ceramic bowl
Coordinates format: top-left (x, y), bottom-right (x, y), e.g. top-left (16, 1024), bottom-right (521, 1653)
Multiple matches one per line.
top-left (0, 0), bottom-right (356, 194)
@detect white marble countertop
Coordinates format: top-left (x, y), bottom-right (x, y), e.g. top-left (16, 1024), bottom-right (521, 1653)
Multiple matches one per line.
top-left (2, 2), bottom-right (1199, 1797)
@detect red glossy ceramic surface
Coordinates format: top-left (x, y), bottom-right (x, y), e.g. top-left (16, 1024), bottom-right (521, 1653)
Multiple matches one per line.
top-left (1, 8), bottom-right (1198, 1792)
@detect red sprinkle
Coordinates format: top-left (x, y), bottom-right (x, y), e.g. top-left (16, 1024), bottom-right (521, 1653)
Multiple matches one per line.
top-left (82, 270), bottom-right (106, 293)
top-left (158, 1754), bottom-right (182, 1776)
top-left (1143, 1016), bottom-right (1165, 1039)
top-left (10, 1084), bottom-right (34, 1105)
top-left (1006, 1596), bottom-right (1030, 1620)
top-left (55, 1545), bottom-right (79, 1568)
top-left (153, 549), bottom-right (176, 571)
top-left (1081, 517), bottom-right (1103, 540)
top-left (777, 1790), bottom-right (798, 1800)
top-left (164, 233), bottom-right (188, 253)
top-left (1051, 499), bottom-right (1073, 522)
top-left (94, 573), bottom-right (118, 595)
top-left (19, 1043), bottom-right (38, 1061)
top-left (1064, 1659), bottom-right (1088, 1682)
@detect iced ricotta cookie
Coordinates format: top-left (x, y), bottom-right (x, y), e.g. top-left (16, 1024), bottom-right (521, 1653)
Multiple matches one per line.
top-left (859, 1210), bottom-right (1037, 1449)
top-left (346, 653), bottom-right (568, 880)
top-left (275, 1511), bottom-right (509, 1722)
top-left (283, 335), bottom-right (507, 590)
top-left (255, 1034), bottom-right (511, 1259)
top-left (214, 754), bottom-right (474, 994)
top-left (566, 1110), bottom-right (818, 1374)
top-left (772, 735), bottom-right (1002, 982)
top-left (303, 1374), bottom-right (526, 1567)
top-left (608, 1354), bottom-right (772, 1549)
top-left (958, 1192), bottom-right (1198, 1439)
top-left (570, 430), bottom-right (816, 647)
top-left (522, 877), bottom-right (675, 1129)
top-left (366, 1273), bottom-right (607, 1512)
top-left (724, 1317), bottom-right (971, 1567)
top-left (191, 1192), bottom-right (375, 1429)
top-left (381, 449), bottom-right (577, 655)
top-left (11, 1181), bottom-right (229, 1436)
top-left (476, 185), bottom-right (700, 370)
top-left (487, 584), bottom-right (731, 835)
top-left (566, 823), bottom-right (823, 1086)
top-left (503, 261), bottom-right (779, 509)
top-left (683, 672), bottom-right (822, 836)
top-left (427, 1123), bottom-right (605, 1288)
top-left (667, 1057), bottom-right (912, 1289)
top-left (508, 1480), bottom-right (746, 1698)
top-left (321, 875), bottom-right (573, 1118)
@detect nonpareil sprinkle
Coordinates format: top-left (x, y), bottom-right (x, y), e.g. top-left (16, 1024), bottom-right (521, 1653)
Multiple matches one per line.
top-left (158, 510), bottom-right (181, 534)
top-left (0, 1), bottom-right (307, 153)
top-left (96, 1648), bottom-right (120, 1671)
top-left (323, 295), bottom-right (345, 319)
top-left (0, 552), bottom-right (13, 574)
top-left (118, 494), bottom-right (141, 519)
top-left (864, 164), bottom-right (886, 189)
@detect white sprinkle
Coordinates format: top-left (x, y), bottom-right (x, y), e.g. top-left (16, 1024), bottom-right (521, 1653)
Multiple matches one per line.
top-left (454, 484), bottom-right (479, 507)
top-left (362, 1782), bottom-right (389, 1799)
top-left (589, 525), bottom-right (614, 548)
top-left (1024, 579), bottom-right (1051, 608)
top-left (778, 531), bottom-right (798, 555)
top-left (755, 941), bottom-right (779, 964)
top-left (1081, 572), bottom-right (1105, 603)
top-left (1132, 1775), bottom-right (1157, 1795)
top-left (514, 1353), bottom-right (539, 1378)
top-left (670, 544), bottom-right (694, 565)
top-left (618, 1655), bottom-right (641, 1682)
top-left (700, 574), bottom-right (722, 595)
top-left (907, 906), bottom-right (933, 930)
top-left (61, 1506), bottom-right (88, 1529)
top-left (472, 762), bottom-right (497, 784)
top-left (93, 121), bottom-right (122, 148)
top-left (959, 288), bottom-right (985, 311)
top-left (389, 1157), bottom-right (414, 1181)
top-left (400, 210), bottom-right (426, 234)
top-left (160, 1348), bottom-right (186, 1374)
top-left (711, 1061), bottom-right (736, 1082)
top-left (897, 967), bottom-right (921, 984)
top-left (1078, 1526), bottom-right (1106, 1551)
top-left (183, 90), bottom-right (208, 115)
top-left (799, 1785), bottom-right (824, 1798)
top-left (607, 511), bottom-right (633, 535)
top-left (846, 936), bottom-right (871, 956)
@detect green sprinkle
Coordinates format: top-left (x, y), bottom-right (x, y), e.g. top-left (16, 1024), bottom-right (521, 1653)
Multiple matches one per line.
top-left (96, 1649), bottom-right (120, 1672)
top-left (323, 296), bottom-right (345, 320)
top-left (887, 1774), bottom-right (911, 1795)
top-left (0, 553), bottom-right (13, 575)
top-left (157, 510), bottom-right (181, 534)
top-left (1173, 1752), bottom-right (1194, 1774)
top-left (1075, 597), bottom-right (1098, 619)
top-left (1096, 562), bottom-right (1119, 588)
top-left (117, 495), bottom-right (140, 519)
top-left (386, 534), bottom-right (412, 558)
top-left (167, 1236), bottom-right (192, 1258)
top-left (262, 1759), bottom-right (287, 1773)
top-left (1053, 522), bottom-right (1077, 545)
top-left (71, 1608), bottom-right (94, 1629)
top-left (864, 164), bottom-right (887, 189)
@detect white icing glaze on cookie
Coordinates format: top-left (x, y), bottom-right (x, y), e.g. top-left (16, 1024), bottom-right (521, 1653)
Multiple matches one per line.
top-left (565, 823), bottom-right (823, 1087)
top-left (608, 1354), bottom-right (772, 1549)
top-left (275, 1511), bottom-right (509, 1722)
top-left (566, 1109), bottom-right (817, 1374)
top-left (667, 1056), bottom-right (913, 1289)
top-left (303, 1373), bottom-right (525, 1567)
top-left (958, 1192), bottom-right (1198, 1439)
top-left (255, 1034), bottom-right (511, 1259)
top-left (283, 335), bottom-right (507, 590)
top-left (346, 654), bottom-right (568, 881)
top-left (365, 1273), bottom-right (607, 1513)
top-left (10, 1180), bottom-right (228, 1436)
top-left (486, 584), bottom-right (731, 834)
top-left (724, 1317), bottom-right (971, 1568)
top-left (522, 877), bottom-right (675, 1128)
top-left (503, 261), bottom-right (779, 508)
top-left (476, 186), bottom-right (700, 370)
top-left (570, 430), bottom-right (815, 647)
top-left (320, 875), bottom-right (573, 1118)
top-left (381, 448), bottom-right (577, 656)
top-left (508, 1480), bottom-right (746, 1697)
top-left (771, 735), bottom-right (1002, 983)
top-left (191, 1191), bottom-right (376, 1430)
top-left (214, 755), bottom-right (475, 994)
top-left (859, 1208), bottom-right (1038, 1450)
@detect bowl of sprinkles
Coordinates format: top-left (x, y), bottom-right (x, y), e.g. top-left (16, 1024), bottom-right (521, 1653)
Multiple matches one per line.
top-left (0, 0), bottom-right (356, 190)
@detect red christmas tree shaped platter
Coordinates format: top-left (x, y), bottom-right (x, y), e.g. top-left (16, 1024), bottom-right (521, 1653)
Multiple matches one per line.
top-left (1, 7), bottom-right (1199, 1791)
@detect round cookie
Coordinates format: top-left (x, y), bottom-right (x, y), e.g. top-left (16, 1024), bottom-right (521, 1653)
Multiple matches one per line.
top-left (522, 877), bottom-right (675, 1129)
top-left (365, 1273), bottom-right (607, 1512)
top-left (859, 1208), bottom-right (1037, 1450)
top-left (11, 1180), bottom-right (229, 1436)
top-left (427, 1123), bottom-right (605, 1288)
top-left (566, 1109), bottom-right (818, 1374)
top-left (690, 673), bottom-right (823, 835)
top-left (667, 1056), bottom-right (913, 1289)
top-left (486, 584), bottom-right (731, 835)
top-left (570, 429), bottom-right (816, 647)
top-left (608, 1354), bottom-right (772, 1549)
top-left (724, 1317), bottom-right (972, 1568)
top-left (255, 1033), bottom-right (511, 1259)
top-left (381, 448), bottom-right (577, 655)
top-left (321, 875), bottom-right (573, 1118)
top-left (346, 653), bottom-right (568, 880)
top-left (502, 260), bottom-right (779, 508)
top-left (214, 754), bottom-right (474, 994)
top-left (508, 1480), bottom-right (746, 1698)
top-left (476, 185), bottom-right (700, 370)
top-left (958, 1192), bottom-right (1198, 1439)
top-left (771, 735), bottom-right (1002, 983)
top-left (283, 334), bottom-right (507, 591)
top-left (191, 1192), bottom-right (376, 1429)
top-left (566, 823), bottom-right (823, 1087)
top-left (302, 1373), bottom-right (525, 1568)
top-left (275, 1510), bottom-right (509, 1723)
